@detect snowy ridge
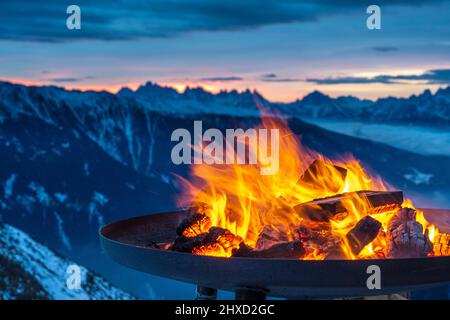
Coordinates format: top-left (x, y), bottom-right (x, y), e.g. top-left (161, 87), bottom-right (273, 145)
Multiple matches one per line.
top-left (0, 81), bottom-right (157, 176)
top-left (0, 80), bottom-right (448, 178)
top-left (1, 81), bottom-right (450, 128)
top-left (119, 81), bottom-right (450, 125)
top-left (284, 87), bottom-right (450, 124)
top-left (0, 223), bottom-right (134, 300)
top-left (118, 81), bottom-right (266, 117)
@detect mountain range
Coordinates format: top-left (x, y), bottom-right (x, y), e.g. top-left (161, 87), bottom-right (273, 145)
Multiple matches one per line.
top-left (0, 80), bottom-right (449, 298)
top-left (118, 81), bottom-right (450, 125)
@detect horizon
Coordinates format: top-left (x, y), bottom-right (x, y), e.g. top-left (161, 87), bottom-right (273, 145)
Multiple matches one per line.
top-left (0, 1), bottom-right (449, 102)
top-left (1, 78), bottom-right (448, 104)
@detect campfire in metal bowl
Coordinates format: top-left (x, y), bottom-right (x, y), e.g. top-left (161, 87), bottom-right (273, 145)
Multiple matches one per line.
top-left (154, 117), bottom-right (449, 260)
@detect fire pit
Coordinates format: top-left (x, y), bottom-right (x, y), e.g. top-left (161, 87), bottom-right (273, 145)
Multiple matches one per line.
top-left (101, 116), bottom-right (450, 299)
top-left (100, 208), bottom-right (450, 299)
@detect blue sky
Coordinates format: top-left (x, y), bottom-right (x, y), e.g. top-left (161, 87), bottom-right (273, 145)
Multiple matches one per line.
top-left (0, 0), bottom-right (449, 101)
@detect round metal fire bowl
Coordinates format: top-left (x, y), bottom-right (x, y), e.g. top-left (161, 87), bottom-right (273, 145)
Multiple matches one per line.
top-left (100, 209), bottom-right (450, 299)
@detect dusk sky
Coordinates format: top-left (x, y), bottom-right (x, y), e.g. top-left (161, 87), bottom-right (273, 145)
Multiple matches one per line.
top-left (1, 0), bottom-right (449, 102)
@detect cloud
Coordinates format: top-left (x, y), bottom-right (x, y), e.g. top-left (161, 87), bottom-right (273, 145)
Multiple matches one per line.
top-left (372, 46), bottom-right (399, 52)
top-left (260, 74), bottom-right (302, 82)
top-left (306, 76), bottom-right (393, 85)
top-left (47, 76), bottom-right (95, 83)
top-left (0, 0), bottom-right (443, 42)
top-left (307, 68), bottom-right (450, 85)
top-left (261, 73), bottom-right (277, 79)
top-left (200, 76), bottom-right (243, 81)
top-left (262, 78), bottom-right (303, 82)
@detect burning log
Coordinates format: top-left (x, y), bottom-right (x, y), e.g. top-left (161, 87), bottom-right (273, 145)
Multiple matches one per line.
top-left (171, 227), bottom-right (242, 256)
top-left (232, 241), bottom-right (305, 259)
top-left (433, 233), bottom-right (450, 256)
top-left (176, 212), bottom-right (211, 237)
top-left (346, 216), bottom-right (382, 256)
top-left (294, 222), bottom-right (343, 259)
top-left (294, 191), bottom-right (403, 222)
top-left (386, 208), bottom-right (433, 258)
top-left (324, 247), bottom-right (348, 260)
top-left (255, 225), bottom-right (290, 250)
top-left (171, 233), bottom-right (210, 253)
top-left (299, 160), bottom-right (347, 194)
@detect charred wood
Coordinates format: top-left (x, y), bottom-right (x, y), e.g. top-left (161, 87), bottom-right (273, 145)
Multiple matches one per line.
top-left (346, 216), bottom-right (382, 256)
top-left (294, 190), bottom-right (403, 222)
top-left (433, 233), bottom-right (450, 256)
top-left (386, 208), bottom-right (433, 258)
top-left (299, 160), bottom-right (347, 194)
top-left (171, 227), bottom-right (241, 253)
top-left (176, 212), bottom-right (211, 237)
top-left (232, 241), bottom-right (305, 259)
top-left (255, 225), bottom-right (290, 250)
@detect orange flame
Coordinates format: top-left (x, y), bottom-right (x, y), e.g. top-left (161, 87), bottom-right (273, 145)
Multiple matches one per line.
top-left (178, 116), bottom-right (442, 259)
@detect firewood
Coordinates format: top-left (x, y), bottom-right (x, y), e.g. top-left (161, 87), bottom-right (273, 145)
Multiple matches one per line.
top-left (346, 216), bottom-right (382, 256)
top-left (255, 225), bottom-right (289, 250)
top-left (299, 160), bottom-right (347, 194)
top-left (324, 246), bottom-right (348, 260)
top-left (433, 233), bottom-right (450, 256)
top-left (294, 190), bottom-right (403, 222)
top-left (171, 233), bottom-right (209, 253)
top-left (293, 223), bottom-right (343, 258)
top-left (176, 211), bottom-right (211, 237)
top-left (171, 227), bottom-right (242, 253)
top-left (232, 241), bottom-right (305, 259)
top-left (386, 208), bottom-right (433, 258)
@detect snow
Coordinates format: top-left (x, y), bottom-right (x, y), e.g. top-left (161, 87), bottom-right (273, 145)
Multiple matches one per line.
top-left (53, 211), bottom-right (72, 250)
top-left (93, 191), bottom-right (108, 205)
top-left (4, 174), bottom-right (17, 199)
top-left (303, 119), bottom-right (450, 157)
top-left (15, 194), bottom-right (36, 213)
top-left (0, 223), bottom-right (134, 300)
top-left (404, 169), bottom-right (434, 185)
top-left (28, 181), bottom-right (52, 206)
top-left (87, 192), bottom-right (108, 226)
top-left (54, 193), bottom-right (68, 203)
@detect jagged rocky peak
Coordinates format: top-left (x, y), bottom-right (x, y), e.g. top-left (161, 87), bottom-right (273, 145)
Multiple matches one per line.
top-left (120, 81), bottom-right (179, 100)
top-left (117, 86), bottom-right (134, 97)
top-left (1, 80), bottom-right (449, 123)
top-left (435, 86), bottom-right (450, 98)
top-left (301, 90), bottom-right (332, 105)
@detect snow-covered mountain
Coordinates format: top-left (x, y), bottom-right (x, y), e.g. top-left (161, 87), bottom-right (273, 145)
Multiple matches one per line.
top-left (118, 81), bottom-right (267, 117)
top-left (0, 80), bottom-right (449, 298)
top-left (0, 222), bottom-right (133, 300)
top-left (118, 81), bottom-right (450, 125)
top-left (284, 87), bottom-right (450, 125)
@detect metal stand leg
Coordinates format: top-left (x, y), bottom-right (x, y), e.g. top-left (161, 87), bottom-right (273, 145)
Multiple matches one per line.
top-left (235, 288), bottom-right (267, 300)
top-left (196, 286), bottom-right (218, 300)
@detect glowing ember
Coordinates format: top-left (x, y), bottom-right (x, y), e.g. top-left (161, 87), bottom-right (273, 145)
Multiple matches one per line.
top-left (176, 116), bottom-right (446, 259)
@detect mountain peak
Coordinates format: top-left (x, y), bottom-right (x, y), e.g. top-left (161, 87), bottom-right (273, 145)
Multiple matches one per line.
top-left (117, 86), bottom-right (134, 97)
top-left (301, 90), bottom-right (332, 105)
top-left (435, 86), bottom-right (450, 97)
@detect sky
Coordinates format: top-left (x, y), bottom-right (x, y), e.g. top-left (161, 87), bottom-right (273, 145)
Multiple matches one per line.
top-left (0, 0), bottom-right (449, 102)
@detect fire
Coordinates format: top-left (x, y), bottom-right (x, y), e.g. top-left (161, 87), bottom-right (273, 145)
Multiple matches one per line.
top-left (178, 116), bottom-right (443, 259)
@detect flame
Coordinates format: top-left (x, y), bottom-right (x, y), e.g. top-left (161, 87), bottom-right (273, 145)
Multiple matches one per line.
top-left (178, 116), bottom-right (444, 259)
